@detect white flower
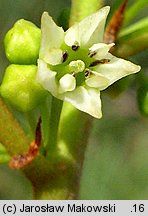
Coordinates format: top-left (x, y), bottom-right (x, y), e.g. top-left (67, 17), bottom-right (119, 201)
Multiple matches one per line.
top-left (37, 6), bottom-right (141, 118)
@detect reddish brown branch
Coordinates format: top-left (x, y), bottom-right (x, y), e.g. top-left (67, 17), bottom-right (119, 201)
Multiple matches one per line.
top-left (104, 0), bottom-right (128, 44)
top-left (9, 118), bottom-right (41, 169)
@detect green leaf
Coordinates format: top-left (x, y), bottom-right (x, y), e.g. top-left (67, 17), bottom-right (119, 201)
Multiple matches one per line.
top-left (124, 0), bottom-right (148, 25)
top-left (115, 17), bottom-right (148, 57)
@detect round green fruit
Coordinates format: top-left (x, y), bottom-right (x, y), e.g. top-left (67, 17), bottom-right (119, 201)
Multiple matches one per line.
top-left (0, 64), bottom-right (47, 112)
top-left (4, 19), bottom-right (41, 64)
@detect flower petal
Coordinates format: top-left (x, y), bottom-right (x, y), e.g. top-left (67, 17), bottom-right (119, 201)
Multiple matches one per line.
top-left (64, 6), bottom-right (110, 48)
top-left (61, 86), bottom-right (102, 118)
top-left (39, 12), bottom-right (64, 64)
top-left (44, 48), bottom-right (63, 65)
top-left (94, 53), bottom-right (141, 86)
top-left (59, 74), bottom-right (76, 94)
top-left (89, 43), bottom-right (114, 59)
top-left (85, 71), bottom-right (110, 90)
top-left (36, 59), bottom-right (58, 96)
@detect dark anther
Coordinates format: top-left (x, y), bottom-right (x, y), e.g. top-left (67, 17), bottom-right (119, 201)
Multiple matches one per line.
top-left (88, 51), bottom-right (97, 58)
top-left (89, 59), bottom-right (110, 67)
top-left (62, 51), bottom-right (68, 63)
top-left (85, 69), bottom-right (93, 77)
top-left (72, 41), bottom-right (80, 51)
top-left (71, 71), bottom-right (76, 77)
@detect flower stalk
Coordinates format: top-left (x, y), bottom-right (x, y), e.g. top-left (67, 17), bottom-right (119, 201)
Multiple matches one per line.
top-left (70, 0), bottom-right (103, 25)
top-left (45, 97), bottom-right (63, 158)
top-left (0, 97), bottom-right (30, 155)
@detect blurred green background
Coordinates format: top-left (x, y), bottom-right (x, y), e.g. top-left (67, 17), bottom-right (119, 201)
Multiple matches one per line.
top-left (0, 0), bottom-right (148, 199)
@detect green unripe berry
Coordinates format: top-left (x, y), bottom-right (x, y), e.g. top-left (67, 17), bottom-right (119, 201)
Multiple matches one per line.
top-left (137, 85), bottom-right (148, 116)
top-left (4, 19), bottom-right (41, 64)
top-left (0, 64), bottom-right (47, 112)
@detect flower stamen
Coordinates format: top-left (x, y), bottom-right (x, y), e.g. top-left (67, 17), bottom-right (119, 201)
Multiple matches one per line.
top-left (62, 51), bottom-right (68, 63)
top-left (88, 51), bottom-right (97, 58)
top-left (72, 41), bottom-right (80, 51)
top-left (71, 71), bottom-right (76, 77)
top-left (85, 69), bottom-right (93, 77)
top-left (89, 59), bottom-right (110, 67)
